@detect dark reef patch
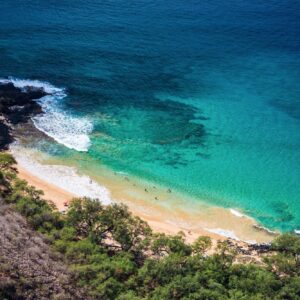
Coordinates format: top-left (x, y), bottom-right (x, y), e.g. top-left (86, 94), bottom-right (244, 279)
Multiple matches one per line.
top-left (270, 98), bottom-right (300, 121)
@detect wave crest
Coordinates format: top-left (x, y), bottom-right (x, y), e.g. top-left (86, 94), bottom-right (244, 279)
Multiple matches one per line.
top-left (205, 228), bottom-right (257, 244)
top-left (10, 144), bottom-right (111, 205)
top-left (1, 77), bottom-right (93, 152)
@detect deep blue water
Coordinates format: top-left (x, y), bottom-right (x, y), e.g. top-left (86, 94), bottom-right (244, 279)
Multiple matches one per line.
top-left (1, 0), bottom-right (300, 231)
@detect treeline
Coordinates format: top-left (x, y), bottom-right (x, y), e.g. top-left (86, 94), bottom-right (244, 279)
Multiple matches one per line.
top-left (0, 153), bottom-right (299, 299)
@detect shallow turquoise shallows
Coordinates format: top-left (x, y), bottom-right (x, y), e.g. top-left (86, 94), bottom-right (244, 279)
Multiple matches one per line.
top-left (1, 0), bottom-right (300, 231)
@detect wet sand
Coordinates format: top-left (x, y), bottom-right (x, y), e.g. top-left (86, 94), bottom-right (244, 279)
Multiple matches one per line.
top-left (17, 165), bottom-right (75, 211)
top-left (14, 150), bottom-right (277, 244)
top-left (16, 164), bottom-right (222, 242)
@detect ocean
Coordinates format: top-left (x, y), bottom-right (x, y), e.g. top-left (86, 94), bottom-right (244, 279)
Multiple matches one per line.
top-left (1, 0), bottom-right (299, 233)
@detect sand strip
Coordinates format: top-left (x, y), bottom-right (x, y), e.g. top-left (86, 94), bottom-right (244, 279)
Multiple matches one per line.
top-left (14, 157), bottom-right (276, 245)
top-left (16, 163), bottom-right (224, 242)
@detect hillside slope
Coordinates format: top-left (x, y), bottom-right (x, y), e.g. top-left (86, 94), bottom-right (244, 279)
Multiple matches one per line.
top-left (0, 199), bottom-right (88, 300)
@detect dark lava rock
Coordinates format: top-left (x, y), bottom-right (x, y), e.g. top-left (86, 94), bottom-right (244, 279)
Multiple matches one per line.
top-left (0, 81), bottom-right (50, 149)
top-left (0, 123), bottom-right (13, 149)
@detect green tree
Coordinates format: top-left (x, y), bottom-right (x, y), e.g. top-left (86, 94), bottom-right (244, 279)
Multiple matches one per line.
top-left (151, 232), bottom-right (192, 257)
top-left (265, 233), bottom-right (300, 277)
top-left (0, 152), bottom-right (16, 171)
top-left (192, 236), bottom-right (212, 254)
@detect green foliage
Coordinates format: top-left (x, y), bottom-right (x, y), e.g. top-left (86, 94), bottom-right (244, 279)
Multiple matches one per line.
top-left (192, 236), bottom-right (212, 254)
top-left (67, 198), bottom-right (152, 259)
top-left (7, 178), bottom-right (63, 233)
top-left (264, 233), bottom-right (300, 279)
top-left (271, 233), bottom-right (300, 257)
top-left (0, 153), bottom-right (17, 196)
top-left (228, 264), bottom-right (280, 297)
top-left (151, 232), bottom-right (192, 257)
top-left (0, 152), bottom-right (16, 171)
top-left (66, 197), bottom-right (104, 237)
top-left (275, 277), bottom-right (300, 300)
top-left (1, 155), bottom-right (300, 299)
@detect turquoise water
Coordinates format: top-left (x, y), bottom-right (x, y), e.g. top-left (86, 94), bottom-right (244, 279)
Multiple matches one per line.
top-left (1, 0), bottom-right (300, 231)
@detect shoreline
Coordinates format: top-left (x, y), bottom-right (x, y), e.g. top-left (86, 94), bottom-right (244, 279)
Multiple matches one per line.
top-left (12, 145), bottom-right (277, 244)
top-left (16, 162), bottom-right (222, 242)
top-left (0, 79), bottom-right (48, 149)
top-left (0, 77), bottom-right (280, 245)
top-left (17, 165), bottom-right (75, 211)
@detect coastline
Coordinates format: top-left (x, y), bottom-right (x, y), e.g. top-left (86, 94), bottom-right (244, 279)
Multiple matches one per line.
top-left (0, 77), bottom-right (277, 245)
top-left (15, 160), bottom-right (221, 242)
top-left (17, 164), bottom-right (75, 211)
top-left (12, 145), bottom-right (277, 244)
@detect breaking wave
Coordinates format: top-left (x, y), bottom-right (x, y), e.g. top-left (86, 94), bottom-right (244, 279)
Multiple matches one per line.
top-left (10, 143), bottom-right (111, 205)
top-left (205, 228), bottom-right (257, 244)
top-left (0, 77), bottom-right (93, 152)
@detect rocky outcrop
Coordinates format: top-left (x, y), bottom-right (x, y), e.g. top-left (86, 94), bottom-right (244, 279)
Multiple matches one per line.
top-left (0, 123), bottom-right (12, 149)
top-left (0, 82), bottom-right (48, 149)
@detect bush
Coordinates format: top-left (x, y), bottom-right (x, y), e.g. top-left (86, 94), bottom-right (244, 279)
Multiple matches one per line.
top-left (1, 155), bottom-right (300, 299)
top-left (0, 152), bottom-right (16, 170)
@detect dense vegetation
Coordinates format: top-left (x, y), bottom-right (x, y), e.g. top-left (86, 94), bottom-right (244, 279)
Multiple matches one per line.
top-left (0, 152), bottom-right (299, 299)
top-left (0, 154), bottom-right (87, 300)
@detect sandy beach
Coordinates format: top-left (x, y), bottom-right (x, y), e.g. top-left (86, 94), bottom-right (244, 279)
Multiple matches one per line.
top-left (17, 165), bottom-right (75, 211)
top-left (14, 149), bottom-right (277, 244)
top-left (17, 164), bottom-right (221, 242)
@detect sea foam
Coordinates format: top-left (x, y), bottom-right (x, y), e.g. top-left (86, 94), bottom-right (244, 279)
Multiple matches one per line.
top-left (205, 228), bottom-right (240, 240)
top-left (0, 77), bottom-right (93, 152)
top-left (205, 228), bottom-right (256, 244)
top-left (10, 144), bottom-right (111, 205)
top-left (230, 209), bottom-right (244, 218)
top-left (0, 77), bottom-right (63, 94)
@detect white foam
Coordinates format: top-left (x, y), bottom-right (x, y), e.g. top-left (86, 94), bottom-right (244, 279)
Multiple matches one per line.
top-left (116, 171), bottom-right (129, 175)
top-left (0, 77), bottom-right (63, 94)
top-left (32, 95), bottom-right (93, 152)
top-left (10, 144), bottom-right (111, 205)
top-left (205, 228), bottom-right (240, 241)
top-left (0, 77), bottom-right (93, 152)
top-left (253, 224), bottom-right (277, 235)
top-left (230, 209), bottom-right (244, 218)
top-left (205, 228), bottom-right (257, 244)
